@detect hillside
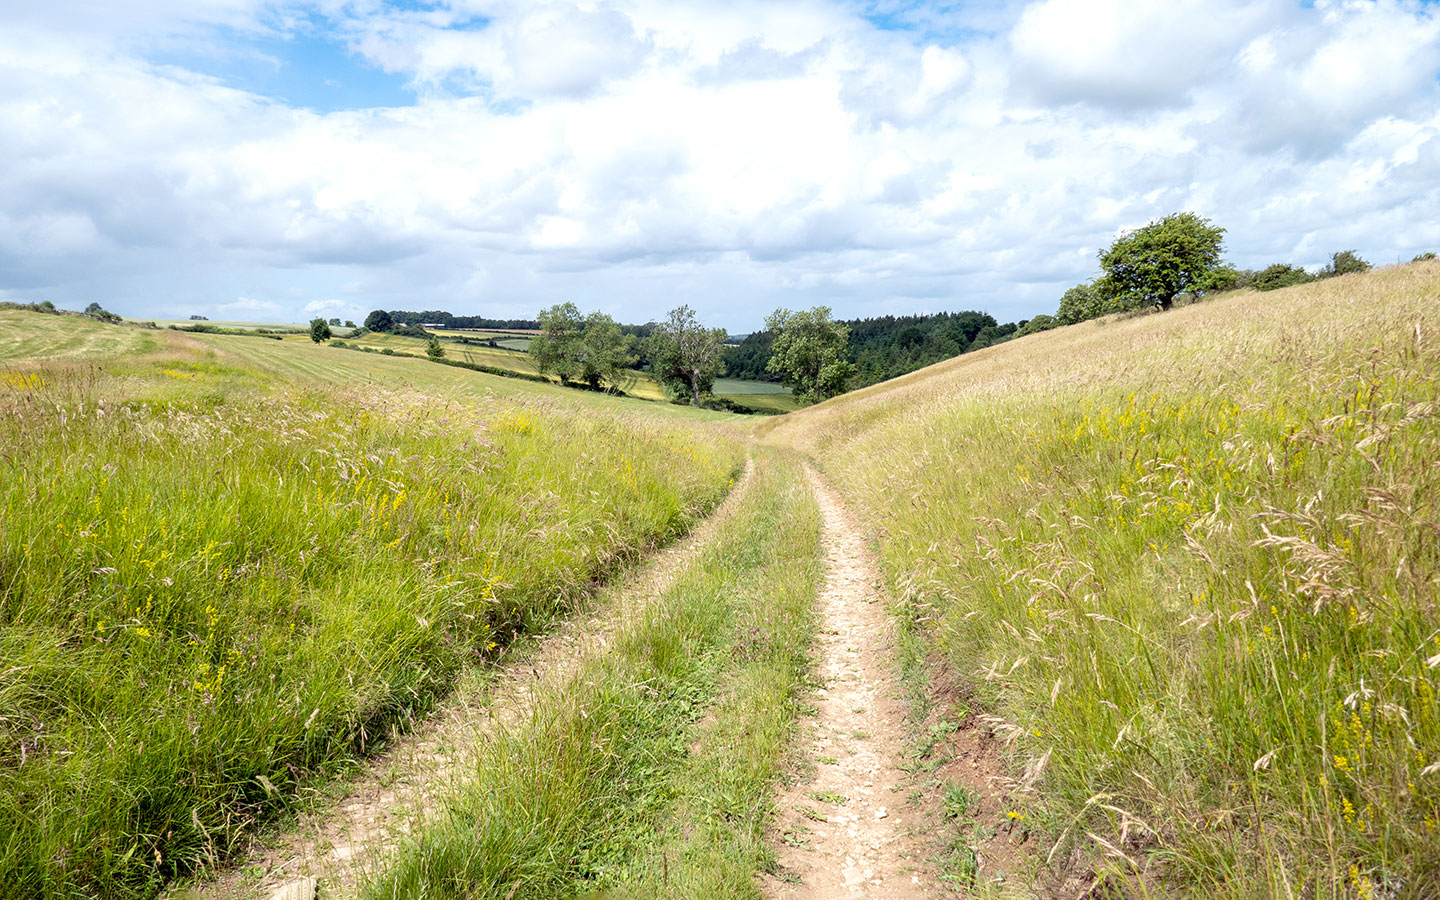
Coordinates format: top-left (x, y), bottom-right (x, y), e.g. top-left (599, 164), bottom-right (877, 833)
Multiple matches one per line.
top-left (761, 260), bottom-right (1440, 896)
top-left (4, 261), bottom-right (1438, 900)
top-left (0, 311), bottom-right (747, 898)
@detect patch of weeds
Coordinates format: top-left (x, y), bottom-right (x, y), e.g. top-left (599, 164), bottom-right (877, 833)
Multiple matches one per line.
top-left (780, 825), bottom-right (813, 848)
top-left (809, 790), bottom-right (847, 805)
top-left (795, 805), bottom-right (828, 822)
top-left (816, 755), bottom-right (839, 765)
top-left (851, 730), bottom-right (871, 740)
top-left (943, 783), bottom-right (978, 820)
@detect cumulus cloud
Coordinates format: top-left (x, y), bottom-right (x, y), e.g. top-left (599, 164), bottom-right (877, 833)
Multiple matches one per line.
top-left (1, 0), bottom-right (1438, 327)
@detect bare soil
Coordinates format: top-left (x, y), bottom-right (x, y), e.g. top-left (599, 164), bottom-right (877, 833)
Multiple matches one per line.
top-left (175, 461), bottom-right (755, 900)
top-left (762, 468), bottom-right (941, 899)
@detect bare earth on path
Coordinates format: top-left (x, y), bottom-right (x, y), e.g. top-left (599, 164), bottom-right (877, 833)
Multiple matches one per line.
top-left (763, 467), bottom-right (941, 900)
top-left (179, 461), bottom-right (755, 900)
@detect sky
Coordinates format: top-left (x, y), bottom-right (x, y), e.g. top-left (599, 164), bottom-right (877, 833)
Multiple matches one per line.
top-left (2, 0), bottom-right (1439, 330)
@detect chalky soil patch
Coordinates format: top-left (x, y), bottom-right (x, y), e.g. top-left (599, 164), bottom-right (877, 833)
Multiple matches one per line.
top-left (763, 468), bottom-right (940, 900)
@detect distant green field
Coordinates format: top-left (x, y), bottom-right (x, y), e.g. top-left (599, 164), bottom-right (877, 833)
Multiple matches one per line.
top-left (429, 328), bottom-right (533, 351)
top-left (124, 317), bottom-right (340, 333)
top-left (712, 377), bottom-right (788, 395)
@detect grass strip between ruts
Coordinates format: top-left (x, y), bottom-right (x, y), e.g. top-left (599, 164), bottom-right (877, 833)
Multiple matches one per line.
top-left (364, 449), bottom-right (823, 900)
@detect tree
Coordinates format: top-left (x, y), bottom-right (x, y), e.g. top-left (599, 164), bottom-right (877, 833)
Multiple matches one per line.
top-left (344, 320), bottom-right (356, 328)
top-left (309, 318), bottom-right (332, 343)
top-left (532, 302), bottom-right (586, 384)
top-left (764, 306), bottom-right (855, 405)
top-left (364, 309), bottom-right (394, 332)
top-left (1098, 212), bottom-right (1226, 311)
top-left (1054, 281), bottom-right (1115, 325)
top-left (647, 305), bottom-right (727, 405)
top-left (328, 317), bottom-right (341, 326)
top-left (1322, 250), bottom-right (1370, 278)
top-left (576, 312), bottom-right (637, 390)
top-left (1017, 313), bottom-right (1057, 336)
top-left (1251, 263), bottom-right (1315, 292)
top-left (426, 335), bottom-right (445, 359)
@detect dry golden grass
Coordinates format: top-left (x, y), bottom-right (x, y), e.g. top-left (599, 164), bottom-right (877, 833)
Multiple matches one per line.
top-left (764, 260), bottom-right (1440, 898)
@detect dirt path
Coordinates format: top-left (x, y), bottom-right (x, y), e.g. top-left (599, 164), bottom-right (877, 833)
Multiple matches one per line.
top-left (180, 461), bottom-right (755, 900)
top-left (763, 468), bottom-right (941, 900)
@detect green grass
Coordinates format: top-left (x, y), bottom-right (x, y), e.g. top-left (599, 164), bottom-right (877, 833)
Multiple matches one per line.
top-left (363, 449), bottom-right (823, 900)
top-left (0, 309), bottom-right (165, 361)
top-left (0, 312), bottom-right (746, 899)
top-left (764, 261), bottom-right (1440, 898)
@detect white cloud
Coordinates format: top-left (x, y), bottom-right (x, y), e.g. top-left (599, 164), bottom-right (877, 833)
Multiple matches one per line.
top-left (1, 0), bottom-right (1438, 328)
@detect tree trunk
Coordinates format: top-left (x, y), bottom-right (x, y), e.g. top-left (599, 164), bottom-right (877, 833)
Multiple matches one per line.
top-left (1159, 294), bottom-right (1175, 311)
top-left (690, 372), bottom-right (701, 406)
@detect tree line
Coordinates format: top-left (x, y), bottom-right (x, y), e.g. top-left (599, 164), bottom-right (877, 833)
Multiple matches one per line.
top-left (724, 309), bottom-right (1021, 389)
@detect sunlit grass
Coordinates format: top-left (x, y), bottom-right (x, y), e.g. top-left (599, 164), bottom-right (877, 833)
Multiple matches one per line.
top-left (764, 261), bottom-right (1440, 897)
top-left (364, 450), bottom-right (822, 900)
top-left (0, 318), bottom-right (745, 898)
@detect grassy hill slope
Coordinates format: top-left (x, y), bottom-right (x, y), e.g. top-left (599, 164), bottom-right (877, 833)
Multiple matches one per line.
top-left (0, 312), bottom-right (745, 898)
top-left (762, 261), bottom-right (1440, 897)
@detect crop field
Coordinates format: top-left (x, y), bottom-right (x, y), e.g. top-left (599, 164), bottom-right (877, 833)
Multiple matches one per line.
top-left (0, 313), bottom-right (745, 898)
top-left (764, 260), bottom-right (1440, 896)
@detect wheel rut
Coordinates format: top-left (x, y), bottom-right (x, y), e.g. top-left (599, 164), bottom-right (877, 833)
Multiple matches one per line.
top-left (178, 460), bottom-right (755, 900)
top-left (763, 467), bottom-right (940, 899)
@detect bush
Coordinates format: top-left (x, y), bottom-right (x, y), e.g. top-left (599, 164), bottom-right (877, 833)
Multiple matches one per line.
top-left (1321, 250), bottom-right (1370, 278)
top-left (1017, 314), bottom-right (1057, 337)
top-left (1251, 263), bottom-right (1316, 292)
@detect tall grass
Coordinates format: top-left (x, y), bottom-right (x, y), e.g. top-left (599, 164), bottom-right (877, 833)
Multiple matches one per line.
top-left (765, 262), bottom-right (1440, 897)
top-left (0, 329), bottom-right (743, 899)
top-left (364, 450), bottom-right (822, 900)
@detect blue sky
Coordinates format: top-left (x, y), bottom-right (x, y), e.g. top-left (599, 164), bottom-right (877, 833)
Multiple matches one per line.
top-left (2, 0), bottom-right (1439, 330)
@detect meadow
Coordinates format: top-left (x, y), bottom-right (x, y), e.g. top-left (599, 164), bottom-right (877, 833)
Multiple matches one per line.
top-left (0, 312), bottom-right (744, 898)
top-left (366, 450), bottom-right (823, 900)
top-left (763, 260), bottom-right (1440, 896)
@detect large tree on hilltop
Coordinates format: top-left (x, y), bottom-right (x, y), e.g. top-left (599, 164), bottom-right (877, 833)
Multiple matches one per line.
top-left (1098, 212), bottom-right (1226, 311)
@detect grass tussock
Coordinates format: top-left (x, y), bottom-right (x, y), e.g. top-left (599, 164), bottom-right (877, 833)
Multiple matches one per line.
top-left (763, 261), bottom-right (1440, 897)
top-left (365, 450), bottom-right (822, 900)
top-left (0, 321), bottom-right (743, 899)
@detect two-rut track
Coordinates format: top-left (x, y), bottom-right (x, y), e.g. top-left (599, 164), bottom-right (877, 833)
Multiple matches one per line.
top-left (179, 460), bottom-right (959, 899)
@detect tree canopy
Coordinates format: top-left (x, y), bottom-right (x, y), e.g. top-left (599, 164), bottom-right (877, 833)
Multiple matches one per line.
top-left (364, 309), bottom-right (394, 332)
top-left (1098, 212), bottom-right (1226, 311)
top-left (647, 305), bottom-right (727, 405)
top-left (531, 302), bottom-right (585, 384)
top-left (764, 306), bottom-right (854, 405)
top-left (309, 318), bottom-right (332, 343)
top-left (531, 303), bottom-right (636, 391)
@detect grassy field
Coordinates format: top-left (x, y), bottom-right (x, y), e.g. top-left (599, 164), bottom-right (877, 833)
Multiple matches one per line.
top-left (365, 449), bottom-right (822, 900)
top-left (1, 310), bottom-right (167, 361)
top-left (428, 329), bottom-right (534, 351)
top-left (0, 312), bottom-right (745, 898)
top-left (763, 261), bottom-right (1440, 897)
